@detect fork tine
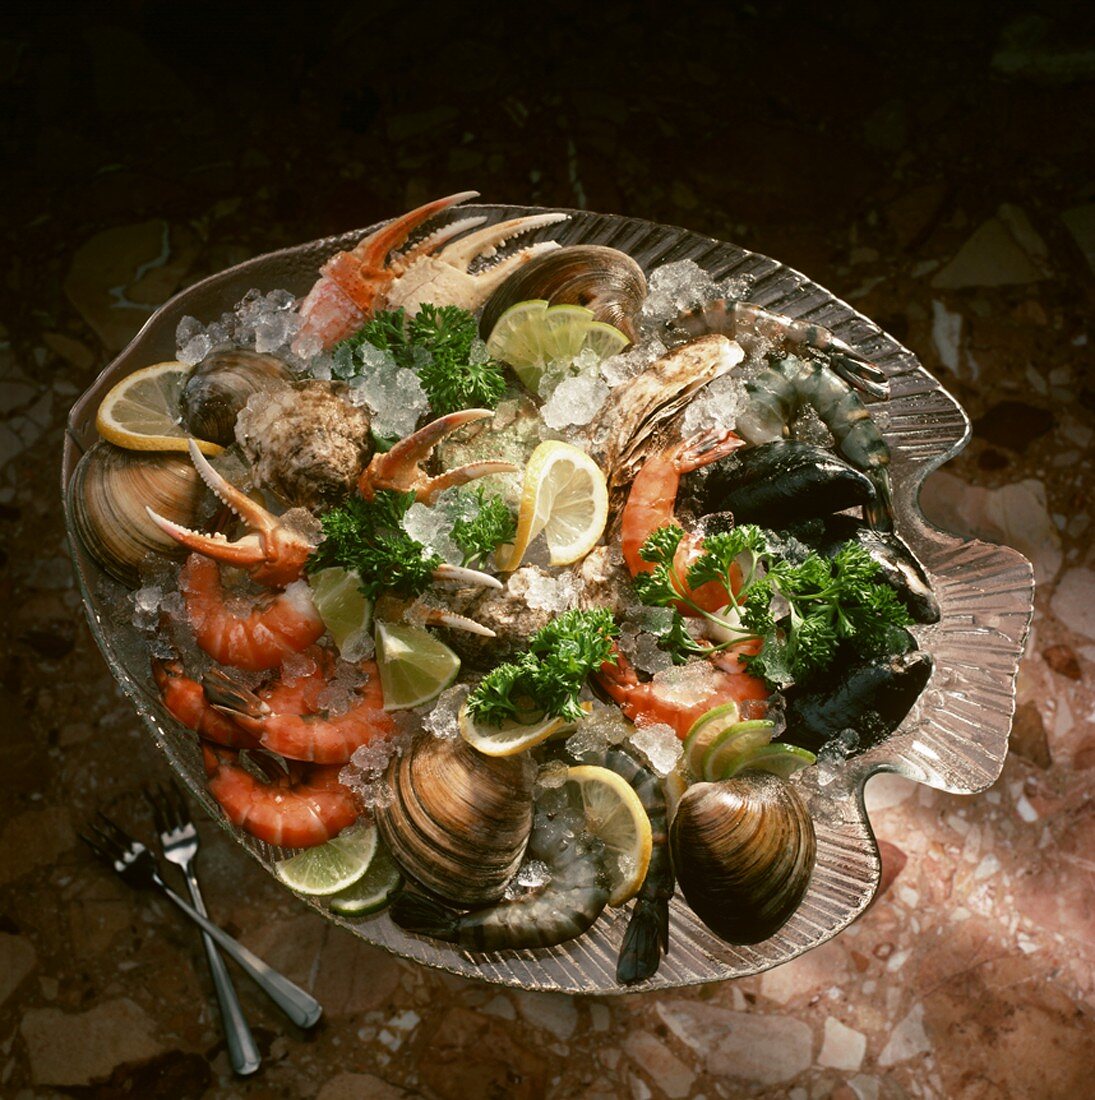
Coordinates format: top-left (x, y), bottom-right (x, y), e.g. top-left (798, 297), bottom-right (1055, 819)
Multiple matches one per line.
top-left (95, 811), bottom-right (132, 845)
top-left (144, 785), bottom-right (168, 835)
top-left (79, 831), bottom-right (110, 861)
top-left (87, 824), bottom-right (123, 859)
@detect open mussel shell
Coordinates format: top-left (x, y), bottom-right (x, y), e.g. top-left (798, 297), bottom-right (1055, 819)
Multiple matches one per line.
top-left (669, 772), bottom-right (816, 945)
top-left (479, 245), bottom-right (647, 344)
top-left (180, 349), bottom-right (293, 446)
top-left (376, 734), bottom-right (535, 907)
top-left (70, 442), bottom-right (206, 586)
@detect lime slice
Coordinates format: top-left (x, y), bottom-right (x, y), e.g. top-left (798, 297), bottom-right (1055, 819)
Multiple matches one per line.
top-left (497, 440), bottom-right (608, 570)
top-left (565, 765), bottom-right (652, 906)
top-left (309, 567), bottom-right (373, 658)
top-left (328, 841), bottom-right (403, 916)
top-left (374, 620), bottom-right (461, 710)
top-left (681, 701), bottom-right (741, 780)
top-left (720, 742), bottom-right (816, 780)
top-left (274, 823), bottom-right (378, 896)
top-left (458, 700), bottom-right (591, 757)
top-left (485, 299), bottom-right (629, 395)
top-left (95, 361), bottom-right (222, 456)
top-left (702, 720), bottom-right (776, 782)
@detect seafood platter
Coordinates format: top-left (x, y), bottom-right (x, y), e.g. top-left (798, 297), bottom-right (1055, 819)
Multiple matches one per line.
top-left (62, 194), bottom-right (1034, 993)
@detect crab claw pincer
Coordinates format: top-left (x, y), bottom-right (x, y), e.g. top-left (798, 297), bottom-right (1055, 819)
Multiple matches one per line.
top-left (146, 439), bottom-right (316, 588)
top-left (358, 408), bottom-right (519, 505)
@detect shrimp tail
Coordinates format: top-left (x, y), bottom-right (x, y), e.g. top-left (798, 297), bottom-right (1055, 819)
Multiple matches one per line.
top-left (202, 668), bottom-right (267, 722)
top-left (615, 897), bottom-right (669, 985)
top-left (390, 890), bottom-right (462, 942)
top-left (864, 466), bottom-right (895, 531)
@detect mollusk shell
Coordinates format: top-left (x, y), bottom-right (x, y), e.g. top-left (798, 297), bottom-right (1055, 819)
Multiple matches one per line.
top-left (376, 734), bottom-right (535, 907)
top-left (479, 245), bottom-right (647, 343)
top-left (180, 349), bottom-right (293, 446)
top-left (70, 442), bottom-right (206, 586)
top-left (669, 772), bottom-right (816, 944)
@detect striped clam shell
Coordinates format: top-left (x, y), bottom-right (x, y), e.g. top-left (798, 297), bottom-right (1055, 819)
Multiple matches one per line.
top-left (669, 772), bottom-right (817, 945)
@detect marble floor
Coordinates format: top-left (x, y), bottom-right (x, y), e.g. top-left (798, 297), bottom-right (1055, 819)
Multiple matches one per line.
top-left (2, 3), bottom-right (1093, 1097)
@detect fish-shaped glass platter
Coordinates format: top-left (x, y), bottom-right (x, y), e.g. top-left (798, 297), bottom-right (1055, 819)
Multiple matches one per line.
top-left (61, 203), bottom-right (1034, 993)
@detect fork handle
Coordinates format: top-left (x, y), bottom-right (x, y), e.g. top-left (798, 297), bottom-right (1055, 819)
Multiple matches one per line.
top-left (157, 881), bottom-right (323, 1029)
top-left (184, 870), bottom-right (262, 1075)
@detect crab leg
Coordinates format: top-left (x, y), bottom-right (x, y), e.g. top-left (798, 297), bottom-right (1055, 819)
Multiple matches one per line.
top-left (146, 440), bottom-right (314, 587)
top-left (359, 409), bottom-right (519, 503)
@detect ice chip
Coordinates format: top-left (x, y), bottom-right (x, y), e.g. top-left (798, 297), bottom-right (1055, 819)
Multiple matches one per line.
top-left (178, 332), bottom-right (213, 366)
top-left (507, 566), bottom-right (580, 612)
top-left (422, 684), bottom-right (468, 740)
top-left (536, 758), bottom-right (570, 789)
top-left (632, 632), bottom-right (673, 674)
top-left (629, 722), bottom-right (682, 777)
top-left (516, 859), bottom-right (552, 889)
top-left (540, 370), bottom-right (611, 429)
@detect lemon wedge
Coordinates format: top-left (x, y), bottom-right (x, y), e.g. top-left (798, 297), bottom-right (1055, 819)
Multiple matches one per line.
top-left (95, 361), bottom-right (222, 455)
top-left (498, 440), bottom-right (608, 570)
top-left (458, 700), bottom-right (591, 757)
top-left (565, 765), bottom-right (652, 906)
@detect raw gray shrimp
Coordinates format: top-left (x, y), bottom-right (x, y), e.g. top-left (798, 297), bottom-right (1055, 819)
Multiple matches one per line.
top-left (668, 298), bottom-right (890, 400)
top-left (390, 822), bottom-right (610, 951)
top-left (732, 354), bottom-right (893, 528)
top-left (604, 745), bottom-right (674, 985)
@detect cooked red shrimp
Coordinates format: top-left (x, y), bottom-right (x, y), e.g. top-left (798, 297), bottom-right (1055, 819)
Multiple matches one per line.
top-left (152, 658), bottom-right (259, 749)
top-left (204, 654), bottom-right (394, 765)
top-left (620, 428), bottom-right (747, 614)
top-left (596, 647), bottom-right (767, 740)
top-left (180, 554), bottom-right (325, 672)
top-left (202, 744), bottom-right (359, 848)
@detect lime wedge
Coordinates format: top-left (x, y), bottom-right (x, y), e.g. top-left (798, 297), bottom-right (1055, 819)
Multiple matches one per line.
top-left (309, 567), bottom-right (373, 658)
top-left (375, 620), bottom-right (461, 710)
top-left (720, 742), bottom-right (817, 780)
top-left (702, 720), bottom-right (776, 782)
top-left (681, 701), bottom-right (741, 780)
top-left (274, 823), bottom-right (378, 896)
top-left (328, 841), bottom-right (403, 916)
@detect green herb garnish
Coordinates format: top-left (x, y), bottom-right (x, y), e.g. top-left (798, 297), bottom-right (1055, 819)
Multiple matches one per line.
top-left (450, 487), bottom-right (517, 568)
top-left (306, 490), bottom-right (440, 599)
top-left (333, 304), bottom-right (507, 415)
top-left (634, 523), bottom-right (912, 688)
top-left (466, 608), bottom-right (619, 726)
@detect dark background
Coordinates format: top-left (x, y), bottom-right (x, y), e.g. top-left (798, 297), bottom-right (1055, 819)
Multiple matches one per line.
top-left (1, 1), bottom-right (1093, 1097)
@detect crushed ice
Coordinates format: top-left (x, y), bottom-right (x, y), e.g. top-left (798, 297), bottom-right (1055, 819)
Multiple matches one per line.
top-left (628, 722), bottom-right (682, 777)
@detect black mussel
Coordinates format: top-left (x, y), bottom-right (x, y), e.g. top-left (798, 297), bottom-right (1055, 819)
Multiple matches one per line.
top-left (479, 245), bottom-right (647, 344)
top-left (694, 439), bottom-right (876, 527)
top-left (180, 349), bottom-right (293, 445)
top-left (789, 515), bottom-right (940, 624)
top-left (783, 650), bottom-right (934, 753)
top-left (670, 773), bottom-right (816, 945)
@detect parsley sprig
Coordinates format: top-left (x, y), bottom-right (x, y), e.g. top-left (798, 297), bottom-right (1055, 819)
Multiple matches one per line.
top-left (306, 490), bottom-right (441, 599)
top-left (466, 609), bottom-right (619, 726)
top-left (333, 304), bottom-right (507, 415)
top-left (634, 523), bottom-right (912, 688)
top-left (450, 488), bottom-right (517, 568)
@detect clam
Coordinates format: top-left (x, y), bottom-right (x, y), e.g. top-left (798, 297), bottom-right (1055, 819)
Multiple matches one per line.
top-left (479, 245), bottom-right (647, 344)
top-left (70, 442), bottom-right (206, 586)
top-left (180, 349), bottom-right (293, 446)
top-left (376, 734), bottom-right (535, 907)
top-left (670, 772), bottom-right (816, 944)
top-left (234, 380), bottom-right (373, 508)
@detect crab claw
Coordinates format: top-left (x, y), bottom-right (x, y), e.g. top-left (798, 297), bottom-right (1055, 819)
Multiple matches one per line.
top-left (358, 409), bottom-right (519, 504)
top-left (432, 563), bottom-right (503, 591)
top-left (146, 440), bottom-right (315, 588)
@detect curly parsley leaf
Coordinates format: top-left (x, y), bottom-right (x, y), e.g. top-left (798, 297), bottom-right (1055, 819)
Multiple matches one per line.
top-left (450, 488), bottom-right (517, 568)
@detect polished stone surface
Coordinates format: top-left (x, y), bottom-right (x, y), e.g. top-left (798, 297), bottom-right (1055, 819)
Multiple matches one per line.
top-left (2, 2), bottom-right (1093, 1096)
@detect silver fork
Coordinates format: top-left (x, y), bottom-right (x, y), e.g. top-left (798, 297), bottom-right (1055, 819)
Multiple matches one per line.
top-left (80, 812), bottom-right (323, 1031)
top-left (146, 782), bottom-right (261, 1076)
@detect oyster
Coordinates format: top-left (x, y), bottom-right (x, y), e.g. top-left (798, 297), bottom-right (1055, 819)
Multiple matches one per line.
top-left (70, 442), bottom-right (206, 586)
top-left (180, 349), bottom-right (293, 446)
top-left (479, 245), bottom-right (647, 344)
top-left (376, 734), bottom-right (535, 906)
top-left (669, 772), bottom-right (816, 944)
top-left (234, 380), bottom-right (372, 508)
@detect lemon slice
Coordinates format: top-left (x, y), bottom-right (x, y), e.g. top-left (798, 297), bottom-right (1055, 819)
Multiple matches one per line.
top-left (565, 765), bottom-right (652, 906)
top-left (274, 822), bottom-right (378, 895)
top-left (498, 440), bottom-right (608, 569)
top-left (719, 742), bottom-right (816, 781)
top-left (681, 701), bottom-right (741, 780)
top-left (95, 361), bottom-right (222, 455)
top-left (375, 620), bottom-right (461, 710)
top-left (328, 841), bottom-right (403, 916)
top-left (486, 300), bottom-right (629, 394)
top-left (702, 720), bottom-right (775, 782)
top-left (309, 567), bottom-right (373, 659)
top-left (458, 699), bottom-right (591, 757)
